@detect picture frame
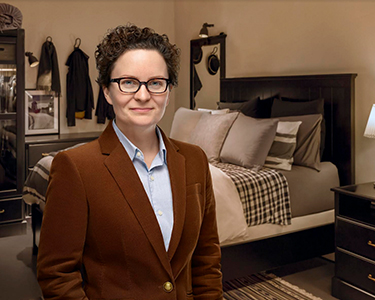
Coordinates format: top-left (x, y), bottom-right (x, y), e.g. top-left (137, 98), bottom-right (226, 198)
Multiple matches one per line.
top-left (25, 90), bottom-right (59, 135)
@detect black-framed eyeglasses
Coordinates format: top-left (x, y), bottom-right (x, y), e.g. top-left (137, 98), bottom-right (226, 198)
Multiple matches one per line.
top-left (109, 77), bottom-right (171, 94)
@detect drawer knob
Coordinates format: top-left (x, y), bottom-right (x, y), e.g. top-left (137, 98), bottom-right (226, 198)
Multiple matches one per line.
top-left (0, 209), bottom-right (4, 214)
top-left (368, 241), bottom-right (375, 248)
top-left (369, 274), bottom-right (375, 282)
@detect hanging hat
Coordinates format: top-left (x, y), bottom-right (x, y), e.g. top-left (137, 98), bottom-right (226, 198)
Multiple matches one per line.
top-left (0, 3), bottom-right (23, 30)
top-left (192, 46), bottom-right (203, 64)
top-left (207, 47), bottom-right (220, 75)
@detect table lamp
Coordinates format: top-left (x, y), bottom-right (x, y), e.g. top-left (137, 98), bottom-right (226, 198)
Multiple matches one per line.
top-left (364, 104), bottom-right (375, 138)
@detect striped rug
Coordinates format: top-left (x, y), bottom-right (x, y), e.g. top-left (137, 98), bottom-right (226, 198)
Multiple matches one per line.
top-left (223, 272), bottom-right (322, 300)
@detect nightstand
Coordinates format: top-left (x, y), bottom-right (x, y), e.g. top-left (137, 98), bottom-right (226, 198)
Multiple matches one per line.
top-left (332, 182), bottom-right (375, 300)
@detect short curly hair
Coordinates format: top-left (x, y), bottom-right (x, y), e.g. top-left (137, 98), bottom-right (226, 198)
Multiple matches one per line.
top-left (95, 24), bottom-right (180, 88)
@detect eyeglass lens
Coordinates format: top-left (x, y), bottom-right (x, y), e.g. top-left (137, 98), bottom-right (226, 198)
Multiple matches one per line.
top-left (119, 78), bottom-right (168, 94)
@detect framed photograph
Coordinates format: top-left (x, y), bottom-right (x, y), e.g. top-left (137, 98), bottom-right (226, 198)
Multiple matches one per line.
top-left (25, 90), bottom-right (59, 135)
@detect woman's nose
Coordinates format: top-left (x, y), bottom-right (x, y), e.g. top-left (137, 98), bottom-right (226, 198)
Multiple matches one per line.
top-left (134, 84), bottom-right (151, 101)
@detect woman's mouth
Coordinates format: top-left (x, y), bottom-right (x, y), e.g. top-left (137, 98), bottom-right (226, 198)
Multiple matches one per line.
top-left (131, 108), bottom-right (153, 112)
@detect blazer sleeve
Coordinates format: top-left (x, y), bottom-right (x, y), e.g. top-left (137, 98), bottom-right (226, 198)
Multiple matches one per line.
top-left (37, 151), bottom-right (89, 300)
top-left (191, 150), bottom-right (223, 299)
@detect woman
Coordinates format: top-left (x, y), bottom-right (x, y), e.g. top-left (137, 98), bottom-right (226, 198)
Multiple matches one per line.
top-left (37, 24), bottom-right (223, 299)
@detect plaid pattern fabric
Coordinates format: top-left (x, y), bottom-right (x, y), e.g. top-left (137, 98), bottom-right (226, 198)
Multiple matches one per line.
top-left (211, 161), bottom-right (291, 226)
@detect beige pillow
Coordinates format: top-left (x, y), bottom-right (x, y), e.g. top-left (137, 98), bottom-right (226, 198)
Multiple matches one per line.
top-left (276, 114), bottom-right (322, 171)
top-left (189, 112), bottom-right (239, 160)
top-left (220, 114), bottom-right (278, 169)
top-left (169, 107), bottom-right (209, 142)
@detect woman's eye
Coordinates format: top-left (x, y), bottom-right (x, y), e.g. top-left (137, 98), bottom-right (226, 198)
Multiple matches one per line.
top-left (123, 79), bottom-right (137, 86)
top-left (150, 80), bottom-right (162, 86)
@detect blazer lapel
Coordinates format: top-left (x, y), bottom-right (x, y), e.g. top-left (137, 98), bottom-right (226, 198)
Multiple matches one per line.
top-left (99, 123), bottom-right (172, 275)
top-left (161, 132), bottom-right (187, 260)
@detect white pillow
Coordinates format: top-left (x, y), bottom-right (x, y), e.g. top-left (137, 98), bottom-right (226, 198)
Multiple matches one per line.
top-left (197, 108), bottom-right (230, 114)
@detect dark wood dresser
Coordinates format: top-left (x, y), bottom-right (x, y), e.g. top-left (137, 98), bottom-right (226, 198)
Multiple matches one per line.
top-left (332, 182), bottom-right (375, 300)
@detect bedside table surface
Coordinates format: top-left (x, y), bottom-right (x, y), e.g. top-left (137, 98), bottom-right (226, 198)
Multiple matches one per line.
top-left (332, 182), bottom-right (375, 201)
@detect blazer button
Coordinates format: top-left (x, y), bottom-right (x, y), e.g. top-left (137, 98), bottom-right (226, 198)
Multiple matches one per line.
top-left (163, 281), bottom-right (173, 293)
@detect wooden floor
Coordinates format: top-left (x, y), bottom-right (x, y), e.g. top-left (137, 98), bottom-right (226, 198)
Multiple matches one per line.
top-left (0, 218), bottom-right (338, 300)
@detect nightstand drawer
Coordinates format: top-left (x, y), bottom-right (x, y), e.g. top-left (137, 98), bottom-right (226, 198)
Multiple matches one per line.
top-left (337, 218), bottom-right (375, 261)
top-left (336, 248), bottom-right (375, 295)
top-left (0, 198), bottom-right (23, 223)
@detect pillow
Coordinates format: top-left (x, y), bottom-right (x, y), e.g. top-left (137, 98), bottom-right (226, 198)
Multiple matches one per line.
top-left (198, 108), bottom-right (230, 114)
top-left (189, 112), bottom-right (239, 160)
top-left (220, 113), bottom-right (278, 169)
top-left (217, 95), bottom-right (274, 118)
top-left (270, 97), bottom-right (324, 117)
top-left (271, 97), bottom-right (325, 158)
top-left (169, 107), bottom-right (209, 143)
top-left (276, 114), bottom-right (322, 171)
top-left (264, 121), bottom-right (302, 171)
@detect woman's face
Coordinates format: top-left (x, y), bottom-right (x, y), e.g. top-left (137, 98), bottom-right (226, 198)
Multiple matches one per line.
top-left (103, 49), bottom-right (170, 133)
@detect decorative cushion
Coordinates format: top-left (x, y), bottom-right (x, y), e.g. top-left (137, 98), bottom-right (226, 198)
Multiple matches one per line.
top-left (217, 95), bottom-right (274, 118)
top-left (264, 121), bottom-right (302, 171)
top-left (189, 112), bottom-right (239, 160)
top-left (271, 97), bottom-right (324, 117)
top-left (169, 107), bottom-right (209, 143)
top-left (271, 97), bottom-right (325, 159)
top-left (276, 114), bottom-right (322, 171)
top-left (220, 113), bottom-right (278, 169)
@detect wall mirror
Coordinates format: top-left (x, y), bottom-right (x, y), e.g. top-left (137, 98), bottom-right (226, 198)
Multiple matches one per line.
top-left (190, 33), bottom-right (226, 109)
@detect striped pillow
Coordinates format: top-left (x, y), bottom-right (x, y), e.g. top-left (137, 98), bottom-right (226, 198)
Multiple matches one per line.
top-left (264, 121), bottom-right (302, 171)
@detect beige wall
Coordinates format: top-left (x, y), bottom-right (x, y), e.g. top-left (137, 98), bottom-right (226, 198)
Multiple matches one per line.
top-left (11, 0), bottom-right (375, 183)
top-left (175, 0), bottom-right (375, 184)
top-left (12, 0), bottom-right (176, 135)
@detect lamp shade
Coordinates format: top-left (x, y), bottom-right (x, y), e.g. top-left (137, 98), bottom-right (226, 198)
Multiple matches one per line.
top-left (364, 104), bottom-right (375, 138)
top-left (199, 23), bottom-right (214, 38)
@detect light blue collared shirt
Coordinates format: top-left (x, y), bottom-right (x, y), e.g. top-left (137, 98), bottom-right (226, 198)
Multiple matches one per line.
top-left (112, 120), bottom-right (174, 251)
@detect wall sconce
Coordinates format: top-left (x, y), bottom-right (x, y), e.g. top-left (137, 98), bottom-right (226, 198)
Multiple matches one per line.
top-left (199, 23), bottom-right (214, 38)
top-left (25, 52), bottom-right (39, 67)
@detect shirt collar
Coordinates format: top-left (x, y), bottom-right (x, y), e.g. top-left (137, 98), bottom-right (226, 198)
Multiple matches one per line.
top-left (112, 120), bottom-right (167, 165)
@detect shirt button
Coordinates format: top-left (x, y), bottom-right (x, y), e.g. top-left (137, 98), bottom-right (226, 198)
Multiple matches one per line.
top-left (150, 175), bottom-right (155, 181)
top-left (157, 210), bottom-right (163, 216)
top-left (163, 281), bottom-right (173, 293)
top-left (136, 152), bottom-right (141, 157)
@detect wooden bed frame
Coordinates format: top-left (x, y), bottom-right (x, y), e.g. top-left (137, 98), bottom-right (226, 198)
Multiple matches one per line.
top-left (219, 73), bottom-right (356, 281)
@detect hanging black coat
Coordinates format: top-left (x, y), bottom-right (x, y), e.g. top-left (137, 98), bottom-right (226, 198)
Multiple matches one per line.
top-left (37, 39), bottom-right (61, 96)
top-left (66, 47), bottom-right (94, 126)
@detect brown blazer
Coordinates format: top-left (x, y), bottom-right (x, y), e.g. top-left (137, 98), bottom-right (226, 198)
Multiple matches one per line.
top-left (37, 122), bottom-right (223, 300)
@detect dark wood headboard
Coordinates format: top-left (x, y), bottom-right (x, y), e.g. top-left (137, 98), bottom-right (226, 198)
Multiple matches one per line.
top-left (220, 74), bottom-right (356, 186)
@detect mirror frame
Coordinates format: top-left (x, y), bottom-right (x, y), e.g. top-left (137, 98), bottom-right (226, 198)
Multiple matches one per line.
top-left (190, 33), bottom-right (227, 109)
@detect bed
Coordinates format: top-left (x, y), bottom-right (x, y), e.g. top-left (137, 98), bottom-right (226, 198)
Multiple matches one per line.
top-left (23, 73), bottom-right (356, 282)
top-left (215, 73), bottom-right (356, 281)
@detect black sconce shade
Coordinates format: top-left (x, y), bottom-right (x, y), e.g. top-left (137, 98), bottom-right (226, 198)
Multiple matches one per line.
top-left (199, 23), bottom-right (214, 38)
top-left (25, 52), bottom-right (39, 67)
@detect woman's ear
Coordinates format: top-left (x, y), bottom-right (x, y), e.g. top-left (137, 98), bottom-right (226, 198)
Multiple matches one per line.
top-left (103, 86), bottom-right (113, 105)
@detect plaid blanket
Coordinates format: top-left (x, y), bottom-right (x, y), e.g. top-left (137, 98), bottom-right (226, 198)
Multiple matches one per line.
top-left (210, 161), bottom-right (291, 226)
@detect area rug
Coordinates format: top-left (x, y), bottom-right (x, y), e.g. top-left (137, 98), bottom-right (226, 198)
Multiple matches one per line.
top-left (223, 272), bottom-right (322, 300)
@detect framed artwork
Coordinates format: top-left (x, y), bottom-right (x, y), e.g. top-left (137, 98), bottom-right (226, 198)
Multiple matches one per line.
top-left (25, 90), bottom-right (59, 135)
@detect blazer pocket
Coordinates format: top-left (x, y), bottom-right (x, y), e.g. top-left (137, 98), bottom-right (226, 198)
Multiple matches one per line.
top-left (186, 183), bottom-right (201, 196)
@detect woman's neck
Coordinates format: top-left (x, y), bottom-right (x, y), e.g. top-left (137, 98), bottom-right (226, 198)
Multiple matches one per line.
top-left (120, 125), bottom-right (160, 168)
